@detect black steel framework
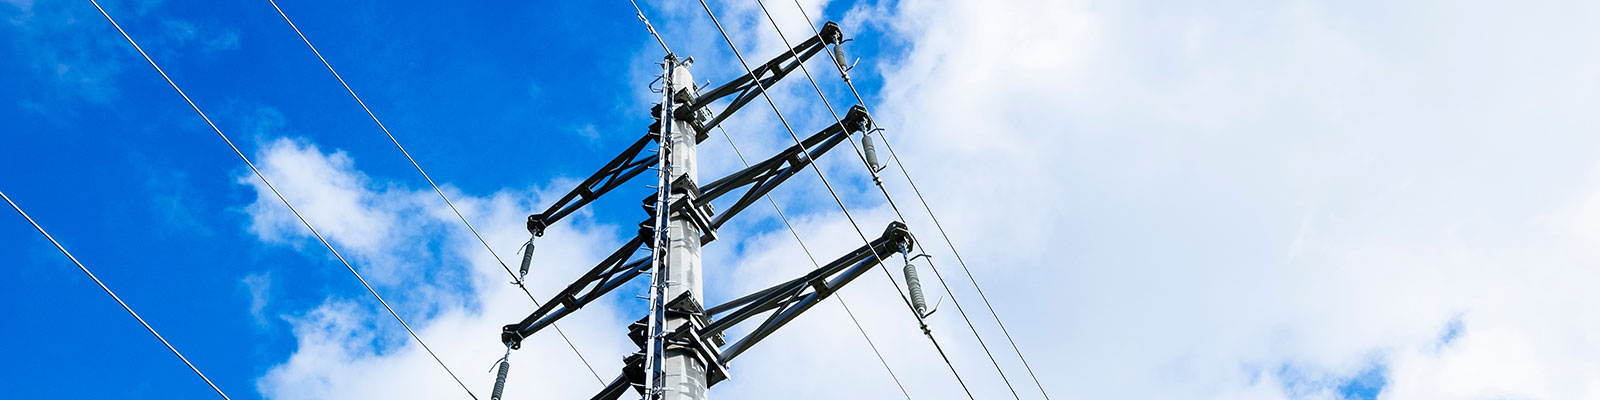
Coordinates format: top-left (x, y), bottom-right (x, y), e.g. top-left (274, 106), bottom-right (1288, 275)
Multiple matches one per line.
top-left (498, 21), bottom-right (910, 399)
top-left (589, 222), bottom-right (913, 399)
top-left (501, 105), bottom-right (872, 349)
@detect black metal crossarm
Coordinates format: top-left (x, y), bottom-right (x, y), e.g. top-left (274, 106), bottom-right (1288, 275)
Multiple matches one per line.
top-left (502, 231), bottom-right (650, 349)
top-left (697, 105), bottom-right (870, 229)
top-left (677, 22), bottom-right (844, 136)
top-left (703, 221), bottom-right (912, 362)
top-left (526, 132), bottom-right (660, 237)
top-left (501, 106), bottom-right (873, 349)
top-left (589, 221), bottom-right (913, 399)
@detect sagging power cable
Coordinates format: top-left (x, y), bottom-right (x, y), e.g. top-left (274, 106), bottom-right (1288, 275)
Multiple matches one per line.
top-left (2, 189), bottom-right (233, 400)
top-left (87, 1), bottom-right (478, 398)
top-left (792, 3), bottom-right (1054, 398)
top-left (695, 2), bottom-right (976, 398)
top-left (263, 0), bottom-right (604, 385)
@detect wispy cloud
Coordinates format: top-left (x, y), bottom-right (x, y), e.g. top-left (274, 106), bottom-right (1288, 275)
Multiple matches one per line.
top-left (241, 271), bottom-right (274, 328)
top-left (2, 0), bottom-right (241, 109)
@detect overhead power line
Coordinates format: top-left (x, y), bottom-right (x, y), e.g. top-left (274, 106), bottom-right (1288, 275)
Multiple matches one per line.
top-left (87, 1), bottom-right (478, 398)
top-left (791, 2), bottom-right (1054, 398)
top-left (2, 189), bottom-right (232, 400)
top-left (263, 0), bottom-right (604, 385)
top-left (693, 1), bottom-right (977, 398)
top-left (629, 0), bottom-right (672, 55)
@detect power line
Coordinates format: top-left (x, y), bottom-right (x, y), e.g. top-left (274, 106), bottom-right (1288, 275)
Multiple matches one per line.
top-left (87, 1), bottom-right (478, 398)
top-left (628, 0), bottom-right (672, 55)
top-left (748, 2), bottom-right (1025, 398)
top-left (2, 189), bottom-right (232, 400)
top-left (792, 3), bottom-right (1054, 398)
top-left (693, 2), bottom-right (976, 398)
top-left (263, 0), bottom-right (604, 385)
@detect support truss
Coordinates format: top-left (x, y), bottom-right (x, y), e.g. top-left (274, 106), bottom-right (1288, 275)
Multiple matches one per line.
top-left (526, 132), bottom-right (658, 236)
top-left (590, 221), bottom-right (914, 399)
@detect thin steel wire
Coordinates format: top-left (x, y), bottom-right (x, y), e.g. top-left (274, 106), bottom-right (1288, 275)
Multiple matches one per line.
top-left (87, 1), bottom-right (477, 397)
top-left (629, 0), bottom-right (672, 55)
top-left (694, 2), bottom-right (974, 398)
top-left (749, 2), bottom-right (1023, 398)
top-left (263, 0), bottom-right (603, 384)
top-left (792, 3), bottom-right (1053, 398)
top-left (2, 189), bottom-right (233, 400)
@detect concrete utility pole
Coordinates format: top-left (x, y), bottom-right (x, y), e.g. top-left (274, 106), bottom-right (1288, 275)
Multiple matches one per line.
top-left (500, 22), bottom-right (901, 400)
top-left (657, 55), bottom-right (707, 400)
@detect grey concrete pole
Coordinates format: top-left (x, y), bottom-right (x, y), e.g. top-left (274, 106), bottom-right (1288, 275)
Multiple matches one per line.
top-left (661, 58), bottom-right (707, 400)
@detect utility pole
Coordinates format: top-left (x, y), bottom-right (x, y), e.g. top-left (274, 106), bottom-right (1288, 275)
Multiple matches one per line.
top-left (655, 55), bottom-right (707, 400)
top-left (499, 22), bottom-right (912, 400)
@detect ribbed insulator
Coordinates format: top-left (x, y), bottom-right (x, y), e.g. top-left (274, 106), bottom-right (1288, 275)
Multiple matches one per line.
top-left (862, 134), bottom-right (881, 172)
top-left (833, 44), bottom-right (849, 73)
top-left (518, 241), bottom-right (535, 280)
top-left (904, 261), bottom-right (927, 317)
top-left (491, 360), bottom-right (510, 400)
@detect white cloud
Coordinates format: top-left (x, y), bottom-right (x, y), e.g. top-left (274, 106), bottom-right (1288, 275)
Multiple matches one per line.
top-left (240, 137), bottom-right (638, 399)
top-left (241, 0), bottom-right (1600, 399)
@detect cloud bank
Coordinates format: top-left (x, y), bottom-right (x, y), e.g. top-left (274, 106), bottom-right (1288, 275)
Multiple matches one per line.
top-left (237, 0), bottom-right (1600, 399)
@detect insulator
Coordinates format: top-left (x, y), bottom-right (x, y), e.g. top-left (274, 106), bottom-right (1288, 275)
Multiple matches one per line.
top-left (904, 261), bottom-right (927, 317)
top-left (833, 43), bottom-right (849, 73)
top-left (862, 133), bottom-right (881, 172)
top-left (490, 360), bottom-right (511, 400)
top-left (518, 240), bottom-right (535, 280)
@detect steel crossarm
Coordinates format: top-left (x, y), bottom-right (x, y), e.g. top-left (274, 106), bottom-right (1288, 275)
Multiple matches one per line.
top-left (700, 221), bottom-right (911, 364)
top-left (526, 132), bottom-right (659, 236)
top-left (501, 231), bottom-right (651, 349)
top-left (695, 105), bottom-right (871, 229)
top-left (678, 22), bottom-right (844, 135)
top-left (588, 222), bottom-right (912, 399)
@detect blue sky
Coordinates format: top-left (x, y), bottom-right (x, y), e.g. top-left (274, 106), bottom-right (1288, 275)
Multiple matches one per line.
top-left (7, 0), bottom-right (1600, 399)
top-left (0, 0), bottom-right (672, 396)
top-left (1, 0), bottom-right (900, 398)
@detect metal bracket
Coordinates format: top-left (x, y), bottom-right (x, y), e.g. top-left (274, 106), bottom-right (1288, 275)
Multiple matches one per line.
top-left (622, 292), bottom-right (731, 393)
top-left (667, 176), bottom-right (718, 244)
